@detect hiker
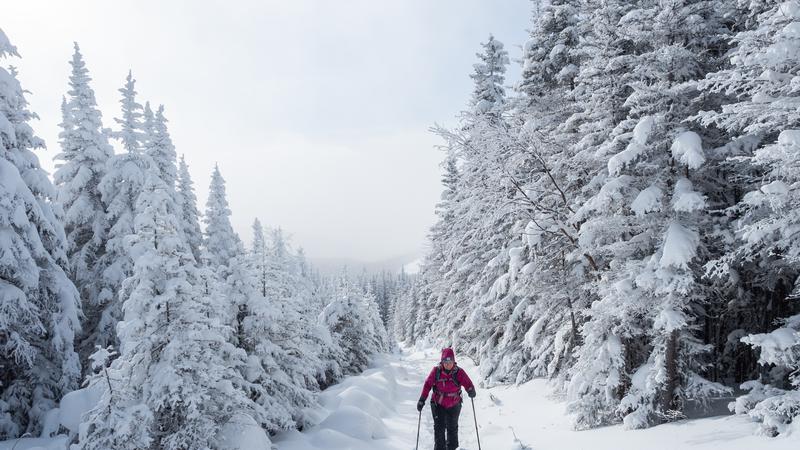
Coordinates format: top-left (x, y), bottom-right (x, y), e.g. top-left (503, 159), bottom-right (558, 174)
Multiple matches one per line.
top-left (417, 347), bottom-right (476, 450)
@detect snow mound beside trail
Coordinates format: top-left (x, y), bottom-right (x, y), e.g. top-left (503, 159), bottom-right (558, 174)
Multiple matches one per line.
top-left (335, 386), bottom-right (392, 417)
top-left (214, 412), bottom-right (272, 450)
top-left (273, 357), bottom-right (402, 450)
top-left (317, 406), bottom-right (388, 440)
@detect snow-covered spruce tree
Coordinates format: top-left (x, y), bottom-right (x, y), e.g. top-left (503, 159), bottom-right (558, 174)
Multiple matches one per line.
top-left (696, 0), bottom-right (800, 137)
top-left (240, 222), bottom-right (325, 428)
top-left (80, 168), bottom-right (264, 450)
top-left (265, 228), bottom-right (335, 393)
top-left (144, 105), bottom-right (180, 211)
top-left (505, 7), bottom-right (641, 379)
top-left (695, 0), bottom-right (800, 436)
top-left (448, 28), bottom-right (585, 387)
top-left (95, 71), bottom-right (148, 353)
top-left (475, 0), bottom-right (588, 387)
top-left (0, 30), bottom-right (81, 438)
top-left (320, 275), bottom-right (388, 374)
top-left (418, 36), bottom-right (514, 366)
top-left (224, 242), bottom-right (253, 348)
top-left (726, 131), bottom-right (800, 436)
top-left (411, 1), bottom-right (584, 387)
top-left (201, 173), bottom-right (317, 429)
top-left (308, 275), bottom-right (347, 388)
top-left (353, 271), bottom-right (392, 353)
top-left (176, 155), bottom-right (203, 263)
top-left (565, 2), bottom-right (654, 428)
top-left (362, 281), bottom-right (391, 357)
top-left (560, 2), bottom-right (644, 427)
top-left (518, 0), bottom-right (580, 98)
top-left (141, 102), bottom-right (187, 257)
top-left (469, 34), bottom-right (509, 119)
top-left (567, 0), bottom-right (733, 429)
top-left (203, 165), bottom-right (240, 272)
top-left (222, 238), bottom-right (295, 433)
top-left (53, 43), bottom-right (115, 370)
top-left (202, 165), bottom-right (243, 338)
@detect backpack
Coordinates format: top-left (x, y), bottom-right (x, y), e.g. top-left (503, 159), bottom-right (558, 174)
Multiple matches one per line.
top-left (431, 366), bottom-right (462, 405)
top-left (433, 366), bottom-right (461, 391)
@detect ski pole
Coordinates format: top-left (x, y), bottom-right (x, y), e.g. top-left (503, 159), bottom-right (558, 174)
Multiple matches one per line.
top-left (471, 397), bottom-right (482, 450)
top-left (415, 408), bottom-right (422, 450)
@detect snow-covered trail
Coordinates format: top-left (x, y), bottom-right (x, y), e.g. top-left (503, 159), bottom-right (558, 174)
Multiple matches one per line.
top-left (272, 348), bottom-right (435, 450)
top-left (273, 347), bottom-right (799, 450)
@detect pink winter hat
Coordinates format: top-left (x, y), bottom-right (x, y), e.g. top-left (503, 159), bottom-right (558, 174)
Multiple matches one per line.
top-left (440, 347), bottom-right (455, 362)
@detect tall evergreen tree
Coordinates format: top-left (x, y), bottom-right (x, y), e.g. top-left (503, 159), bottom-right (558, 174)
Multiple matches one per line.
top-left (469, 34), bottom-right (509, 117)
top-left (698, 0), bottom-right (800, 435)
top-left (203, 165), bottom-right (239, 272)
top-left (143, 104), bottom-right (179, 209)
top-left (95, 71), bottom-right (149, 352)
top-left (0, 30), bottom-right (81, 438)
top-left (54, 43), bottom-right (115, 369)
top-left (201, 164), bottom-right (241, 339)
top-left (418, 35), bottom-right (518, 383)
top-left (567, 0), bottom-right (732, 429)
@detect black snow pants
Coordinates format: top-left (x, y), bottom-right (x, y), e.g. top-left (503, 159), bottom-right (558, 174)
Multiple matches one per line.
top-left (431, 401), bottom-right (461, 450)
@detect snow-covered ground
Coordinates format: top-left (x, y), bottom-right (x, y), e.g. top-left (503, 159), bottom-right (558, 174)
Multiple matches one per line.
top-left (2, 346), bottom-right (798, 450)
top-left (0, 436), bottom-right (69, 450)
top-left (273, 347), bottom-right (800, 450)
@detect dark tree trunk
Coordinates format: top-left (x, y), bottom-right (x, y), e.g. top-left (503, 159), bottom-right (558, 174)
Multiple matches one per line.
top-left (661, 330), bottom-right (679, 416)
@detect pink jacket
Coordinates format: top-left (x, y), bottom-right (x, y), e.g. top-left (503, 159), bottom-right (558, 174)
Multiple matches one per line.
top-left (420, 364), bottom-right (475, 409)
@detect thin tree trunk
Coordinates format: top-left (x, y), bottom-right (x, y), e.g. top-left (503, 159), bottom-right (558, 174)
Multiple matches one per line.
top-left (661, 330), bottom-right (679, 417)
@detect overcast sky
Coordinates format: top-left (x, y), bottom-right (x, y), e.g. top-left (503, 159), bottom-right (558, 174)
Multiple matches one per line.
top-left (4, 0), bottom-right (529, 262)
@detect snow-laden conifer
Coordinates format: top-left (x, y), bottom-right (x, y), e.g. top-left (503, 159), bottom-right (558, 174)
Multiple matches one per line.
top-left (565, 0), bottom-right (733, 429)
top-left (203, 165), bottom-right (239, 272)
top-left (248, 227), bottom-right (329, 420)
top-left (692, 0), bottom-right (800, 436)
top-left (144, 104), bottom-right (179, 209)
top-left (321, 276), bottom-right (389, 374)
top-left (176, 155), bottom-right (203, 263)
top-left (53, 43), bottom-right (116, 369)
top-left (518, 0), bottom-right (580, 97)
top-left (722, 130), bottom-right (800, 436)
top-left (80, 162), bottom-right (263, 450)
top-left (470, 34), bottom-right (508, 117)
top-left (94, 72), bottom-right (149, 353)
top-left (0, 30), bottom-right (81, 438)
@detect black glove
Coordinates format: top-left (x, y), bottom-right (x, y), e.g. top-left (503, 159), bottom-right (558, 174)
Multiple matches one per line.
top-left (417, 398), bottom-right (426, 412)
top-left (467, 388), bottom-right (476, 398)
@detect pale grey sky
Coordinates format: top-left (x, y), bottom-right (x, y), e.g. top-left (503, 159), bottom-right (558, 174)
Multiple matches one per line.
top-left (4, 0), bottom-right (529, 262)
